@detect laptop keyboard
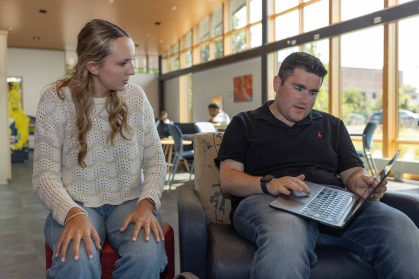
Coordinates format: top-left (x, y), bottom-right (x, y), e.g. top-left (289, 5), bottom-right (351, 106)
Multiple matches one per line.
top-left (300, 188), bottom-right (353, 223)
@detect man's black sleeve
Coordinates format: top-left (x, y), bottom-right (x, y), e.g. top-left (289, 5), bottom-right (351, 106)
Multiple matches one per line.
top-left (337, 119), bottom-right (365, 174)
top-left (214, 115), bottom-right (248, 169)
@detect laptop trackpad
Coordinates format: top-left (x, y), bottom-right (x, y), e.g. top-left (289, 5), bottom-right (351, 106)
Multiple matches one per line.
top-left (290, 190), bottom-right (310, 198)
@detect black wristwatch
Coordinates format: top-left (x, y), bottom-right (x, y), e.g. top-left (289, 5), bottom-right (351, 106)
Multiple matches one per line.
top-left (260, 175), bottom-right (275, 194)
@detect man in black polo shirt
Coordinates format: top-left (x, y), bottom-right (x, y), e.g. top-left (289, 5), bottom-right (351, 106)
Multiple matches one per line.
top-left (215, 52), bottom-right (419, 279)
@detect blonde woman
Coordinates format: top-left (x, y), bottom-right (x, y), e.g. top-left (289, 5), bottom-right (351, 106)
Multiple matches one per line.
top-left (33, 19), bottom-right (167, 278)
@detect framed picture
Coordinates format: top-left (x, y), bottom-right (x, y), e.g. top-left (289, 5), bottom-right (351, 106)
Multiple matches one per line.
top-left (234, 74), bottom-right (253, 102)
top-left (211, 96), bottom-right (224, 111)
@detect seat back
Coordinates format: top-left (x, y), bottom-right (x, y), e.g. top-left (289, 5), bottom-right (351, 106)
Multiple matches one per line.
top-left (194, 122), bottom-right (217, 133)
top-left (174, 123), bottom-right (197, 151)
top-left (363, 121), bottom-right (378, 150)
top-left (168, 124), bottom-right (183, 153)
top-left (193, 133), bottom-right (232, 224)
top-left (174, 122), bottom-right (199, 134)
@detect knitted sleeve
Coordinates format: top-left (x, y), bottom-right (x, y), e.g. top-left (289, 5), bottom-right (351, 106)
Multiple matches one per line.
top-left (138, 89), bottom-right (167, 211)
top-left (32, 87), bottom-right (86, 225)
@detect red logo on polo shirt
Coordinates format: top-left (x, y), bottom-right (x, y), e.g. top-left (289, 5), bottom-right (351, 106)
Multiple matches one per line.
top-left (318, 132), bottom-right (322, 138)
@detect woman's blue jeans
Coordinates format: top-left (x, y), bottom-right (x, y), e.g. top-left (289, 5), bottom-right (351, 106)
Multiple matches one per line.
top-left (233, 192), bottom-right (419, 279)
top-left (44, 199), bottom-right (168, 279)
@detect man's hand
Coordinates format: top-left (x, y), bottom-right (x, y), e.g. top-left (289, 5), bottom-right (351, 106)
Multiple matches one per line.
top-left (267, 174), bottom-right (311, 196)
top-left (343, 168), bottom-right (387, 201)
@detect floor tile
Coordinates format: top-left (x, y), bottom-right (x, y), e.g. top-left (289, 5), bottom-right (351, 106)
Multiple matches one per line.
top-left (0, 216), bottom-right (27, 236)
top-left (0, 253), bottom-right (44, 279)
top-left (0, 203), bottom-right (25, 220)
top-left (0, 231), bottom-right (37, 257)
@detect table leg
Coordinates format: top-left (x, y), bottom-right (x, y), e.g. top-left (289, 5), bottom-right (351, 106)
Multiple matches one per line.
top-left (167, 146), bottom-right (173, 172)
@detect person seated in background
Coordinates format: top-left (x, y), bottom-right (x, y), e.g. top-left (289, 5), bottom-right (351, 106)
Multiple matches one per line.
top-left (159, 111), bottom-right (171, 124)
top-left (208, 103), bottom-right (230, 124)
top-left (156, 111), bottom-right (171, 138)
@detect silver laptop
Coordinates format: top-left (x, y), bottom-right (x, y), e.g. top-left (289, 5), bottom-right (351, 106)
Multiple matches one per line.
top-left (270, 150), bottom-right (400, 229)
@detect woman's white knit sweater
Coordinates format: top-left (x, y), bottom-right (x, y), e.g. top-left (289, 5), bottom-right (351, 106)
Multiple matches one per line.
top-left (32, 83), bottom-right (166, 225)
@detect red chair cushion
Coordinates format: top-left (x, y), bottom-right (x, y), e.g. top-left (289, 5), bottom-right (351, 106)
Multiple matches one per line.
top-left (45, 221), bottom-right (175, 279)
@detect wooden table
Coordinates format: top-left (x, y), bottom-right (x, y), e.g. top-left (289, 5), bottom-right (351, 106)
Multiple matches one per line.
top-left (212, 123), bottom-right (228, 132)
top-left (161, 137), bottom-right (192, 172)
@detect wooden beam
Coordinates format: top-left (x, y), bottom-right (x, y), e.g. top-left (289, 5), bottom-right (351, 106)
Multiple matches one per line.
top-left (262, 0), bottom-right (269, 104)
top-left (223, 1), bottom-right (231, 56)
top-left (0, 30), bottom-right (11, 184)
top-left (179, 75), bottom-right (186, 122)
top-left (268, 52), bottom-right (276, 100)
top-left (383, 21), bottom-right (398, 157)
top-left (328, 0), bottom-right (340, 117)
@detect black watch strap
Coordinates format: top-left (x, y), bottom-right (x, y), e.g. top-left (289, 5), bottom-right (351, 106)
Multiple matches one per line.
top-left (260, 175), bottom-right (274, 194)
top-left (261, 181), bottom-right (270, 194)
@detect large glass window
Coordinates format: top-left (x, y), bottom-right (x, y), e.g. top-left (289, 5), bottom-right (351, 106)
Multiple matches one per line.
top-left (304, 40), bottom-right (329, 112)
top-left (184, 31), bottom-right (193, 68)
top-left (134, 55), bottom-right (147, 73)
top-left (275, 0), bottom-right (298, 14)
top-left (213, 5), bottom-right (223, 38)
top-left (173, 43), bottom-right (180, 71)
top-left (232, 30), bottom-right (247, 54)
top-left (231, 0), bottom-right (247, 30)
top-left (341, 0), bottom-right (383, 22)
top-left (341, 26), bottom-right (384, 157)
top-left (304, 0), bottom-right (329, 33)
top-left (250, 0), bottom-right (262, 24)
top-left (200, 44), bottom-right (210, 62)
top-left (199, 17), bottom-right (210, 43)
top-left (185, 50), bottom-right (193, 68)
top-left (250, 24), bottom-right (262, 48)
top-left (398, 16), bottom-right (419, 160)
top-left (214, 39), bottom-right (224, 59)
top-left (275, 10), bottom-right (299, 41)
top-left (148, 56), bottom-right (159, 74)
top-left (184, 31), bottom-right (192, 50)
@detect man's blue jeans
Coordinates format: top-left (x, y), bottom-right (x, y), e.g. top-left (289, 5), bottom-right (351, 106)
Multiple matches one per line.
top-left (233, 193), bottom-right (419, 279)
top-left (44, 199), bottom-right (168, 279)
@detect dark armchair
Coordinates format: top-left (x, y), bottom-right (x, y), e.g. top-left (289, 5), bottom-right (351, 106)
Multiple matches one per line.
top-left (178, 133), bottom-right (419, 279)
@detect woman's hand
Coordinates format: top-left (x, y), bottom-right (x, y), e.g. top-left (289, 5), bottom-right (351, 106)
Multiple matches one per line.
top-left (120, 199), bottom-right (165, 243)
top-left (55, 208), bottom-right (102, 262)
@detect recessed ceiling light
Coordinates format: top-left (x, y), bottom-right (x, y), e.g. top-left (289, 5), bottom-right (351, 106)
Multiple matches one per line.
top-left (146, 33), bottom-right (150, 37)
top-left (155, 22), bottom-right (161, 25)
top-left (159, 40), bottom-right (163, 43)
top-left (170, 6), bottom-right (176, 10)
top-left (107, 0), bottom-right (114, 3)
top-left (8, 27), bottom-right (13, 31)
top-left (33, 36), bottom-right (41, 41)
top-left (39, 9), bottom-right (47, 13)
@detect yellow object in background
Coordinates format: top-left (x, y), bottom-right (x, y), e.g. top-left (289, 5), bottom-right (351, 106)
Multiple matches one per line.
top-left (8, 82), bottom-right (29, 151)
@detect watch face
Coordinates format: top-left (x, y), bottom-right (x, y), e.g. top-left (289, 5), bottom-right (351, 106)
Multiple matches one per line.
top-left (261, 175), bottom-right (274, 182)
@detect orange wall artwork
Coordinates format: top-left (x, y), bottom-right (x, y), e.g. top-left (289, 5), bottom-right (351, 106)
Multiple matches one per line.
top-left (233, 74), bottom-right (253, 102)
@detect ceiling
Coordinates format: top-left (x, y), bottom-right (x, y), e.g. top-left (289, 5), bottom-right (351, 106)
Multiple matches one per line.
top-left (0, 0), bottom-right (224, 55)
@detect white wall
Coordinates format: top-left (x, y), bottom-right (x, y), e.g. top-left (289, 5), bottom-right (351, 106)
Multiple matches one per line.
top-left (192, 57), bottom-right (262, 122)
top-left (164, 78), bottom-right (180, 122)
top-left (130, 74), bottom-right (159, 117)
top-left (7, 47), bottom-right (66, 117)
